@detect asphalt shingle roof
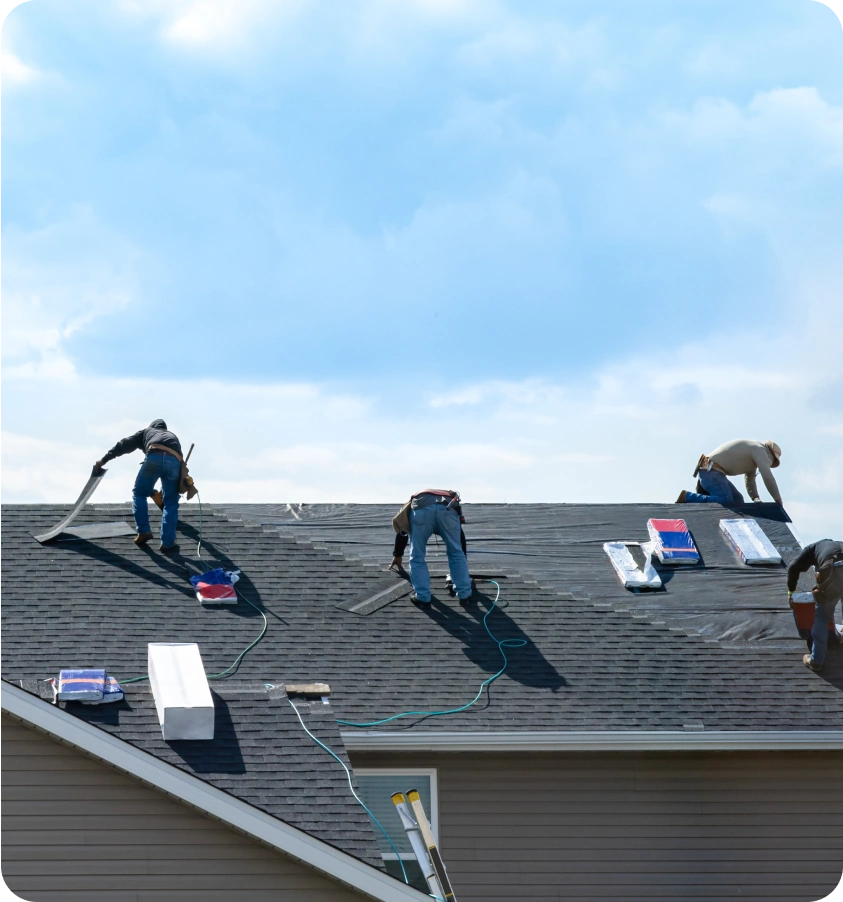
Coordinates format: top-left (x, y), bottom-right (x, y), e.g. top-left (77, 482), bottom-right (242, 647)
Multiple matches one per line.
top-left (3, 503), bottom-right (841, 753)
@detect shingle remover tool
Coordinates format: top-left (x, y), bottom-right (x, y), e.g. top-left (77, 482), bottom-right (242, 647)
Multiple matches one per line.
top-left (33, 467), bottom-right (108, 543)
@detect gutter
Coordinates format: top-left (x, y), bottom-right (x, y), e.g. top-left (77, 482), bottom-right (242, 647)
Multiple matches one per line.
top-left (341, 730), bottom-right (843, 753)
top-left (1, 682), bottom-right (427, 902)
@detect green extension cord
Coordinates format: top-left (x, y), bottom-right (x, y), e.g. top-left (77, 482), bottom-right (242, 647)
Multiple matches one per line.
top-left (337, 580), bottom-right (526, 728)
top-left (119, 494), bottom-right (268, 685)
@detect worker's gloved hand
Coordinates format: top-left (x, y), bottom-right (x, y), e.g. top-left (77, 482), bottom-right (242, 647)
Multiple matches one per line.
top-left (92, 460), bottom-right (106, 477)
top-left (389, 556), bottom-right (404, 571)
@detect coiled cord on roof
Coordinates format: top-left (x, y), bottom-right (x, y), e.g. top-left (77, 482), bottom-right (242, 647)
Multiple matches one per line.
top-left (337, 580), bottom-right (526, 728)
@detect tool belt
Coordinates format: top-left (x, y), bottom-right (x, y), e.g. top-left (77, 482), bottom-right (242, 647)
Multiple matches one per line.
top-left (692, 453), bottom-right (727, 478)
top-left (147, 444), bottom-right (199, 500)
top-left (392, 489), bottom-right (463, 534)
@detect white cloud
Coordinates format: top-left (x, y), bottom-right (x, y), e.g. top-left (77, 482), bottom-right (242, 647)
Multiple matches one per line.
top-left (114, 0), bottom-right (304, 55)
top-left (1, 50), bottom-right (41, 84)
top-left (4, 305), bottom-right (841, 542)
top-left (1, 210), bottom-right (139, 381)
top-left (665, 87), bottom-right (843, 169)
top-left (0, 0), bottom-right (42, 95)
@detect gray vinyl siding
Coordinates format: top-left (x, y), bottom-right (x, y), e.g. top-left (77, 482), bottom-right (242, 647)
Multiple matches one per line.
top-left (1, 716), bottom-right (368, 902)
top-left (351, 750), bottom-right (843, 902)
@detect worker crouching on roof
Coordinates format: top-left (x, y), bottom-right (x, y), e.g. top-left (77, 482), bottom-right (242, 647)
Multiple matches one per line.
top-left (787, 539), bottom-right (843, 672)
top-left (94, 419), bottom-right (185, 553)
top-left (676, 439), bottom-right (783, 507)
top-left (390, 490), bottom-right (473, 606)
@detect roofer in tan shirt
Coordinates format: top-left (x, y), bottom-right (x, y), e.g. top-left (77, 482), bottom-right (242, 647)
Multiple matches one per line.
top-left (677, 439), bottom-right (783, 507)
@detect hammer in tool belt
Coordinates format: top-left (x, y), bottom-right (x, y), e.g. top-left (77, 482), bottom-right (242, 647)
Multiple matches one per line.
top-left (152, 442), bottom-right (194, 509)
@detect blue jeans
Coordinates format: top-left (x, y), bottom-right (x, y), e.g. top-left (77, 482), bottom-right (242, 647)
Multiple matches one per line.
top-left (811, 598), bottom-right (841, 666)
top-left (409, 505), bottom-right (472, 601)
top-left (684, 468), bottom-right (745, 505)
top-left (133, 452), bottom-right (181, 547)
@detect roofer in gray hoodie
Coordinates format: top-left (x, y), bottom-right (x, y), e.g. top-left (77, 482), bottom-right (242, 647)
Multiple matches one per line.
top-left (676, 439), bottom-right (783, 507)
top-left (93, 420), bottom-right (183, 553)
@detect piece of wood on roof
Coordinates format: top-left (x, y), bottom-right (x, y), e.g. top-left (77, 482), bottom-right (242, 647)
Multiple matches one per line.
top-left (285, 682), bottom-right (331, 697)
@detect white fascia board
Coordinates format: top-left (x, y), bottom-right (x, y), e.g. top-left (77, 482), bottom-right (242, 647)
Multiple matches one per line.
top-left (1, 683), bottom-right (426, 902)
top-left (342, 730), bottom-right (843, 753)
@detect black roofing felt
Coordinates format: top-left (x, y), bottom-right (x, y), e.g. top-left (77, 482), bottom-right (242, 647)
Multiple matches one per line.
top-left (2, 503), bottom-right (841, 751)
top-left (217, 502), bottom-right (816, 647)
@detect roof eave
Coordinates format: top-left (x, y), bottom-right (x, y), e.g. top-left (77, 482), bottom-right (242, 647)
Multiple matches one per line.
top-left (342, 730), bottom-right (843, 752)
top-left (1, 682), bottom-right (426, 902)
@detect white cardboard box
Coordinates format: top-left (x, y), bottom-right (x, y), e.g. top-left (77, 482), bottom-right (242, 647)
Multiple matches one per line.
top-left (148, 643), bottom-right (215, 740)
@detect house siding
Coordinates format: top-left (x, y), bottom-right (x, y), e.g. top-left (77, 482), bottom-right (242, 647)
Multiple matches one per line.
top-left (1, 716), bottom-right (369, 902)
top-left (351, 749), bottom-right (843, 902)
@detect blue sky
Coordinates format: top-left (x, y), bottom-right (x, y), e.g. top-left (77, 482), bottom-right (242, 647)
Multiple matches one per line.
top-left (2, 0), bottom-right (842, 541)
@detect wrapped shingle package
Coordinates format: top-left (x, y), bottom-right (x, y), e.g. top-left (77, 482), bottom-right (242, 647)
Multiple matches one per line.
top-left (81, 675), bottom-right (124, 705)
top-left (646, 519), bottom-right (700, 565)
top-left (719, 518), bottom-right (782, 565)
top-left (189, 567), bottom-right (240, 604)
top-left (57, 669), bottom-right (106, 701)
top-left (604, 542), bottom-right (662, 590)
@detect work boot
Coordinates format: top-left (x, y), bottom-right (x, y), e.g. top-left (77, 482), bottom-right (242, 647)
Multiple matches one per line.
top-left (410, 592), bottom-right (431, 607)
top-left (150, 489), bottom-right (164, 510)
top-left (802, 653), bottom-right (823, 672)
top-left (159, 543), bottom-right (180, 555)
top-left (134, 531), bottom-right (153, 547)
top-left (675, 490), bottom-right (687, 503)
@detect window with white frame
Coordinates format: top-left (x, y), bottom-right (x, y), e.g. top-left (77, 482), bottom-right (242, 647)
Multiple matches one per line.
top-left (354, 768), bottom-right (438, 892)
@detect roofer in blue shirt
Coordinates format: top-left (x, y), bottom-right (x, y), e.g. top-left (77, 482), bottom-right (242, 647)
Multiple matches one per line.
top-left (787, 539), bottom-right (843, 672)
top-left (389, 489), bottom-right (473, 606)
top-left (93, 419), bottom-right (185, 554)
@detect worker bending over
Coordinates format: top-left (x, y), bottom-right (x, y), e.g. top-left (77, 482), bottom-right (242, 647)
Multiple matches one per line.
top-left (390, 489), bottom-right (473, 606)
top-left (677, 439), bottom-right (783, 506)
top-left (787, 539), bottom-right (843, 672)
top-left (94, 419), bottom-right (185, 553)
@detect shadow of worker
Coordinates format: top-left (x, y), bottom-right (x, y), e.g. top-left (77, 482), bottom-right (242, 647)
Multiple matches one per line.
top-left (423, 584), bottom-right (567, 693)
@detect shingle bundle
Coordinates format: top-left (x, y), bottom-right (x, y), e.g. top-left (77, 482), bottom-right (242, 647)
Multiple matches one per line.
top-left (646, 519), bottom-right (700, 565)
top-left (603, 542), bottom-right (663, 590)
top-left (189, 567), bottom-right (240, 604)
top-left (719, 518), bottom-right (782, 565)
top-left (57, 669), bottom-right (124, 704)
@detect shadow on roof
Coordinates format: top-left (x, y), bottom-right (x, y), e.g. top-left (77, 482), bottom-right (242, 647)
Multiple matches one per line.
top-left (165, 692), bottom-right (246, 774)
top-left (421, 583), bottom-right (567, 693)
top-left (818, 650), bottom-right (843, 692)
top-left (55, 539), bottom-right (195, 598)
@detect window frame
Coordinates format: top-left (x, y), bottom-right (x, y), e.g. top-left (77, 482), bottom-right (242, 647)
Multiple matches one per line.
top-left (354, 766), bottom-right (439, 859)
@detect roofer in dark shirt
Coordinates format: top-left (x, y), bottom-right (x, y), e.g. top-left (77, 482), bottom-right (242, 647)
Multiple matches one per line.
top-left (787, 539), bottom-right (843, 672)
top-left (93, 420), bottom-right (183, 553)
top-left (389, 490), bottom-right (473, 606)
